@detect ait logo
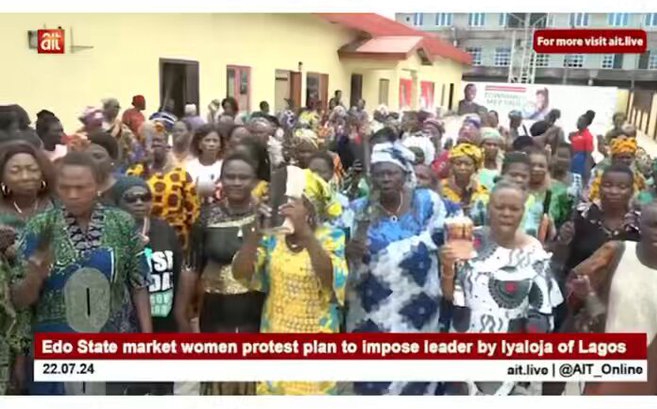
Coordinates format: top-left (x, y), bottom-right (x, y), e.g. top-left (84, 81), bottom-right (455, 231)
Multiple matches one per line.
top-left (37, 29), bottom-right (65, 54)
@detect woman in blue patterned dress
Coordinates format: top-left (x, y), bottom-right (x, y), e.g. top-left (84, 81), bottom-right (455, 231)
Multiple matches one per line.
top-left (344, 141), bottom-right (447, 395)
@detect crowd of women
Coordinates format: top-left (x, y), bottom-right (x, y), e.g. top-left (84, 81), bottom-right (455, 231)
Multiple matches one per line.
top-left (0, 93), bottom-right (655, 397)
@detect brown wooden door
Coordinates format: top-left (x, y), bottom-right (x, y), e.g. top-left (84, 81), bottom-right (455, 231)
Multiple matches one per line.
top-left (350, 74), bottom-right (363, 108)
top-left (290, 71), bottom-right (302, 111)
top-left (320, 73), bottom-right (329, 112)
top-left (226, 65), bottom-right (251, 113)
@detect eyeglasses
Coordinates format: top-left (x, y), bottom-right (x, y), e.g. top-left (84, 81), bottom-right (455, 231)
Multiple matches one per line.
top-left (123, 192), bottom-right (152, 204)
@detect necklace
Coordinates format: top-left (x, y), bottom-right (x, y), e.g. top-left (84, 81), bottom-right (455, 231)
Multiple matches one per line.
top-left (223, 199), bottom-right (254, 217)
top-left (13, 197), bottom-right (39, 215)
top-left (380, 191), bottom-right (404, 222)
top-left (286, 236), bottom-right (303, 251)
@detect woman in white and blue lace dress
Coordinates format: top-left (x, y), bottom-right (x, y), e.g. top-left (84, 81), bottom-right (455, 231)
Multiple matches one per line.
top-left (441, 180), bottom-right (563, 395)
top-left (343, 141), bottom-right (447, 396)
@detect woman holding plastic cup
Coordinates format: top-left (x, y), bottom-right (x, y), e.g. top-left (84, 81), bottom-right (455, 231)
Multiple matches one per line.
top-left (441, 179), bottom-right (563, 395)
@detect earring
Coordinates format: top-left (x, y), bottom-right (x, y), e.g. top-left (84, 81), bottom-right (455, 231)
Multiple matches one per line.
top-left (40, 180), bottom-right (47, 191)
top-left (1, 184), bottom-right (9, 196)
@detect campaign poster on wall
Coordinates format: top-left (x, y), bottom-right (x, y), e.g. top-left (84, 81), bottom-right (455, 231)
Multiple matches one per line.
top-left (466, 82), bottom-right (619, 137)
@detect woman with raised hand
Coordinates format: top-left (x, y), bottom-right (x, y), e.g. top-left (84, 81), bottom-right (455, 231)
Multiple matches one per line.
top-left (442, 179), bottom-right (562, 395)
top-left (0, 141), bottom-right (57, 394)
top-left (550, 165), bottom-right (641, 334)
top-left (232, 166), bottom-right (346, 395)
top-left (562, 202), bottom-right (657, 395)
top-left (344, 141), bottom-right (447, 396)
top-left (11, 152), bottom-right (152, 395)
top-left (191, 153), bottom-right (265, 396)
top-left (556, 165), bottom-right (641, 283)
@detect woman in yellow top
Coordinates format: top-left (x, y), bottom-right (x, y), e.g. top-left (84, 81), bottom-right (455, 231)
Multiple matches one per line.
top-left (232, 167), bottom-right (347, 395)
top-left (440, 142), bottom-right (489, 214)
top-left (588, 137), bottom-right (646, 202)
top-left (126, 121), bottom-right (200, 250)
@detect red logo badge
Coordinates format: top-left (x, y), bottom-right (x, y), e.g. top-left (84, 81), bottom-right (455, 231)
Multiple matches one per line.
top-left (37, 29), bottom-right (65, 54)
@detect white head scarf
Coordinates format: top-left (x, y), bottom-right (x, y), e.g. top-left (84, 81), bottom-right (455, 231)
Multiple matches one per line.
top-left (371, 141), bottom-right (417, 188)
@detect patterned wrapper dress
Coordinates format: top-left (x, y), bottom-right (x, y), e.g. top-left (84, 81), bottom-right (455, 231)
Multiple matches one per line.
top-left (345, 188), bottom-right (447, 395)
top-left (448, 230), bottom-right (563, 395)
top-left (11, 203), bottom-right (150, 395)
top-left (247, 225), bottom-right (348, 395)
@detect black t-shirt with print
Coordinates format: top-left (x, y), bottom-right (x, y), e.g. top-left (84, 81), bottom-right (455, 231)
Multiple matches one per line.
top-left (146, 217), bottom-right (183, 333)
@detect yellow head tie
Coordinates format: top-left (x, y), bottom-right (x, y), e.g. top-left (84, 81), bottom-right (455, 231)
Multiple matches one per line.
top-left (610, 137), bottom-right (638, 156)
top-left (449, 143), bottom-right (484, 169)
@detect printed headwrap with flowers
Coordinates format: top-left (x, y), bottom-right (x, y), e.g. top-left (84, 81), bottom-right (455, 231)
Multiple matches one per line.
top-left (610, 137), bottom-right (638, 157)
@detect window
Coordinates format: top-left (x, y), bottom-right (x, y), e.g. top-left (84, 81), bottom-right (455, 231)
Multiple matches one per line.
top-left (498, 13), bottom-right (508, 27)
top-left (494, 47), bottom-right (511, 67)
top-left (639, 51), bottom-right (657, 69)
top-left (378, 79), bottom-right (390, 105)
top-left (505, 13), bottom-right (524, 28)
top-left (466, 47), bottom-right (482, 66)
top-left (599, 54), bottom-right (624, 69)
top-left (569, 13), bottom-right (590, 27)
top-left (650, 53), bottom-right (657, 69)
top-left (564, 54), bottom-right (585, 68)
top-left (601, 54), bottom-right (616, 69)
top-left (468, 13), bottom-right (486, 27)
top-left (535, 54), bottom-right (549, 67)
top-left (546, 14), bottom-right (556, 27)
top-left (530, 13), bottom-right (548, 28)
top-left (413, 13), bottom-right (424, 26)
top-left (435, 13), bottom-right (453, 26)
top-left (608, 13), bottom-right (630, 27)
top-left (645, 13), bottom-right (657, 27)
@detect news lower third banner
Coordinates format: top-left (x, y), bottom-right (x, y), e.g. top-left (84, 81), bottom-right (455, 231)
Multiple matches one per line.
top-left (33, 333), bottom-right (648, 383)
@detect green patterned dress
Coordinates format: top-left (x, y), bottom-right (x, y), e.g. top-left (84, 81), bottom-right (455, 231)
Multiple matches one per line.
top-left (11, 203), bottom-right (150, 395)
top-left (0, 210), bottom-right (39, 395)
top-left (0, 259), bottom-right (19, 395)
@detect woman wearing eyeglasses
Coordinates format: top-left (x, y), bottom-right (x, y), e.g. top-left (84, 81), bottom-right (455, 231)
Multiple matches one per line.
top-left (111, 176), bottom-right (190, 395)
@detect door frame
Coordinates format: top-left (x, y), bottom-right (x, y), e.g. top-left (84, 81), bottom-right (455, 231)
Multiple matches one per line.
top-left (159, 58), bottom-right (200, 114)
top-left (306, 72), bottom-right (329, 111)
top-left (226, 64), bottom-right (252, 112)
